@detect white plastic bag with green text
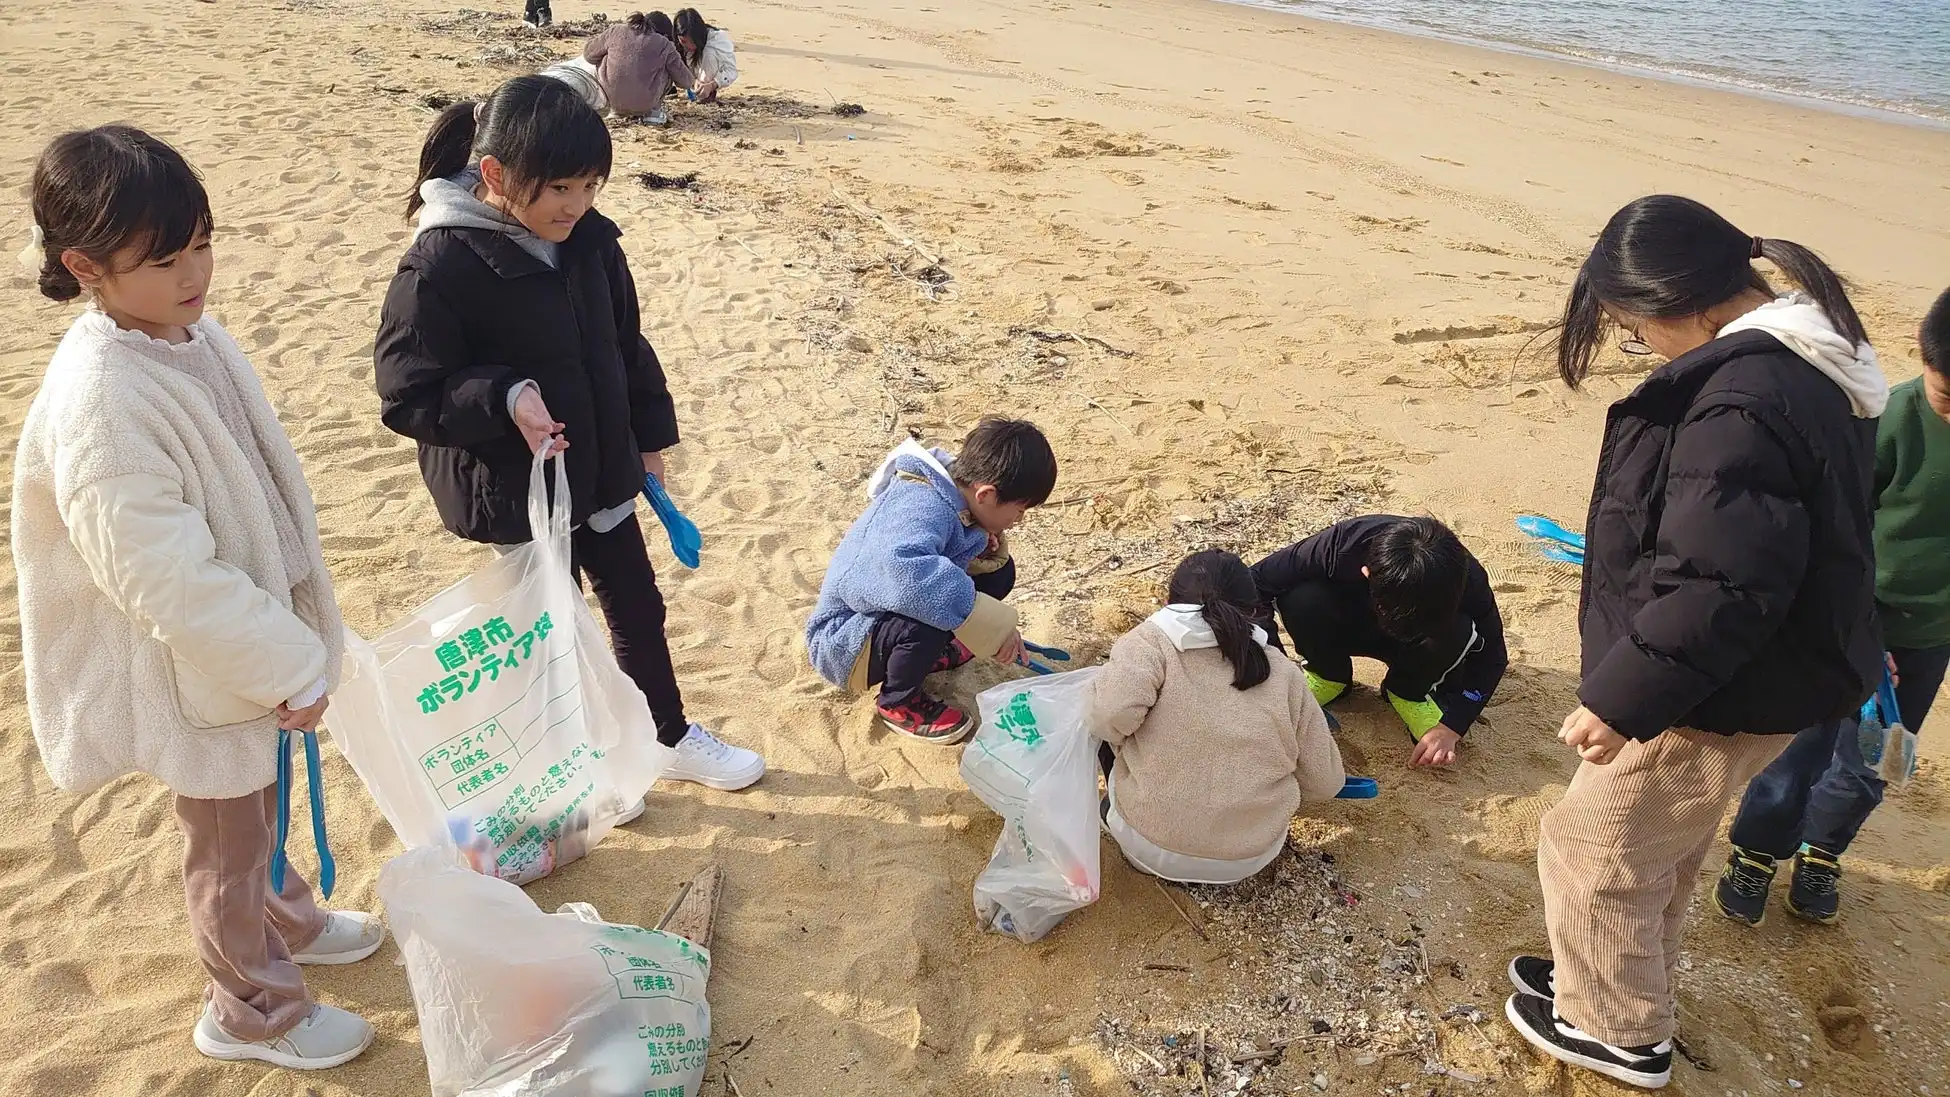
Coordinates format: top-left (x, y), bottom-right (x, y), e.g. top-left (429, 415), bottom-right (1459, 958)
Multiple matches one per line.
top-left (332, 452), bottom-right (673, 884)
top-left (381, 846), bottom-right (711, 1097)
top-left (960, 668), bottom-right (1103, 942)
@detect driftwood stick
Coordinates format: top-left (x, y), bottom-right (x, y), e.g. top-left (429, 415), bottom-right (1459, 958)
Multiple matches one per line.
top-left (1154, 877), bottom-right (1209, 941)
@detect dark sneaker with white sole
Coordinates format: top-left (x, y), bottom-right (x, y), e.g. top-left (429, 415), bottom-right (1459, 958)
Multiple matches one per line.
top-left (875, 694), bottom-right (976, 745)
top-left (1507, 955), bottom-right (1556, 1000)
top-left (1713, 846), bottom-right (1777, 926)
top-left (1505, 994), bottom-right (1672, 1090)
top-left (1785, 846), bottom-right (1842, 924)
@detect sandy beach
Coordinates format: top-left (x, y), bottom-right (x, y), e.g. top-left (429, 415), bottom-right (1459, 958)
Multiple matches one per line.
top-left (2, 0), bottom-right (1948, 1094)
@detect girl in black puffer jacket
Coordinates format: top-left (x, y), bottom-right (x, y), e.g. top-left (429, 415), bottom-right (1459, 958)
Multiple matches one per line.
top-left (1502, 195), bottom-right (1884, 1091)
top-left (374, 75), bottom-right (763, 792)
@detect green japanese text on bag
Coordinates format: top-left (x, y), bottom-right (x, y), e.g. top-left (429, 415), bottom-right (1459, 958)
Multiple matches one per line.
top-left (382, 847), bottom-right (711, 1097)
top-left (332, 452), bottom-right (674, 884)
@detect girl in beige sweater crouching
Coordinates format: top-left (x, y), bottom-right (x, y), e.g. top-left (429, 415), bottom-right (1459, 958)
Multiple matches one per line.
top-left (1090, 550), bottom-right (1348, 884)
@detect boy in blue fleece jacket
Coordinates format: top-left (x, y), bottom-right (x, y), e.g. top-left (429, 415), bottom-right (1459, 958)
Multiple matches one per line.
top-left (807, 418), bottom-right (1057, 743)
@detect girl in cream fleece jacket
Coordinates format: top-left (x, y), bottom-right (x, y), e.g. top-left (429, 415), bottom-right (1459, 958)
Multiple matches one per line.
top-left (1091, 550), bottom-right (1346, 884)
top-left (13, 126), bottom-right (380, 1072)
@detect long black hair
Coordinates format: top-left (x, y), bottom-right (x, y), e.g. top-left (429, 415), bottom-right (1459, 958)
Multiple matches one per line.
top-left (405, 74), bottom-right (612, 217)
top-left (647, 10), bottom-right (675, 39)
top-left (1167, 550), bottom-right (1271, 691)
top-left (1555, 194), bottom-right (1868, 387)
top-left (673, 8), bottom-right (714, 64)
top-left (29, 126), bottom-right (213, 302)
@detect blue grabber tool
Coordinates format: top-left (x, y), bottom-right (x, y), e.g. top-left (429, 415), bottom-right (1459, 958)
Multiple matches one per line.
top-left (644, 473), bottom-right (702, 569)
top-left (1517, 514), bottom-right (1586, 566)
top-left (1018, 640), bottom-right (1073, 675)
top-left (1336, 776), bottom-right (1380, 800)
top-left (271, 727), bottom-right (336, 899)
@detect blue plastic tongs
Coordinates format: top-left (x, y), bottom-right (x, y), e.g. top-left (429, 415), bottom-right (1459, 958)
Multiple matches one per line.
top-left (1516, 514), bottom-right (1586, 566)
top-left (270, 728), bottom-right (335, 899)
top-left (644, 473), bottom-right (702, 569)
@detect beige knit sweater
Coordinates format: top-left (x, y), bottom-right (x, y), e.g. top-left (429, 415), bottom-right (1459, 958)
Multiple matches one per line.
top-left (12, 311), bottom-right (344, 799)
top-left (1090, 615), bottom-right (1344, 863)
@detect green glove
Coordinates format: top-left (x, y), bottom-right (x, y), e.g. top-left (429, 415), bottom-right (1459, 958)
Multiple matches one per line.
top-left (1385, 690), bottom-right (1444, 742)
top-left (1306, 669), bottom-right (1349, 708)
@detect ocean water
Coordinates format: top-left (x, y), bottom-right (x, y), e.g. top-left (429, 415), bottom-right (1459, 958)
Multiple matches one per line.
top-left (1249, 0), bottom-right (1950, 124)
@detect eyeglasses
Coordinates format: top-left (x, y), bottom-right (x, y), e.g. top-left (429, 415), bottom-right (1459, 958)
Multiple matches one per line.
top-left (1619, 324), bottom-right (1653, 356)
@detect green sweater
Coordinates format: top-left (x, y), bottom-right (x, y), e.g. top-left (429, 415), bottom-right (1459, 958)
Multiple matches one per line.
top-left (1875, 376), bottom-right (1950, 649)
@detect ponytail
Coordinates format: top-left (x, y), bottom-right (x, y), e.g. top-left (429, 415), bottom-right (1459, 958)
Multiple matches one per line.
top-left (1166, 549), bottom-right (1272, 692)
top-left (404, 76), bottom-right (612, 219)
top-left (406, 101), bottom-right (478, 217)
top-left (1204, 599), bottom-right (1272, 691)
top-left (1755, 237), bottom-right (1868, 348)
top-left (1552, 195), bottom-right (1869, 387)
top-left (626, 11), bottom-right (649, 31)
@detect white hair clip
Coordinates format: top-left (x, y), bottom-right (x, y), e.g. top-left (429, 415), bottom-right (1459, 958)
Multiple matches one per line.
top-left (17, 222), bottom-right (45, 276)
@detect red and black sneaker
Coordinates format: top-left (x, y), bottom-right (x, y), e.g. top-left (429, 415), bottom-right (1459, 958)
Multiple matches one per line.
top-left (932, 639), bottom-right (977, 675)
top-left (875, 694), bottom-right (976, 745)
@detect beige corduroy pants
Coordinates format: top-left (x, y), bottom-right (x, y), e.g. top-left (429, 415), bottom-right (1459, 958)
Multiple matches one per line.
top-left (1538, 728), bottom-right (1788, 1047)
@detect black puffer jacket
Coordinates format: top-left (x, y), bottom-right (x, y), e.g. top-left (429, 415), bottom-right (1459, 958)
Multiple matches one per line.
top-left (1578, 329), bottom-right (1881, 740)
top-left (373, 210), bottom-right (678, 544)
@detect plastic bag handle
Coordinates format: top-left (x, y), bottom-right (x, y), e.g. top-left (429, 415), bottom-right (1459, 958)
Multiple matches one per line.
top-left (523, 447), bottom-right (573, 546)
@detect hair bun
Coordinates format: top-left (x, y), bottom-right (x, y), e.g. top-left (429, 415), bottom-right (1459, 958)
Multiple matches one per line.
top-left (38, 255), bottom-right (82, 301)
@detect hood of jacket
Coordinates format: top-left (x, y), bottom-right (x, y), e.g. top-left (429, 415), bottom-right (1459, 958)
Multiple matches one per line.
top-left (865, 439), bottom-right (961, 503)
top-left (1146, 604), bottom-right (1269, 652)
top-left (413, 168), bottom-right (559, 268)
top-left (1718, 293), bottom-right (1886, 418)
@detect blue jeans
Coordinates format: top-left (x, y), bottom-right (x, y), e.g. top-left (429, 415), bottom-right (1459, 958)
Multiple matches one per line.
top-left (1727, 642), bottom-right (1949, 858)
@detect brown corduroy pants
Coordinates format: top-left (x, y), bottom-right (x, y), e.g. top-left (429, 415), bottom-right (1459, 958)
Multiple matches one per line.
top-left (1538, 729), bottom-right (1787, 1047)
top-left (175, 784), bottom-right (328, 1041)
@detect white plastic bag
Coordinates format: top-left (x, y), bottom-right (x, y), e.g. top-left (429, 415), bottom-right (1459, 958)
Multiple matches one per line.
top-left (381, 846), bottom-right (711, 1097)
top-left (332, 452), bottom-right (673, 884)
top-left (540, 57), bottom-right (607, 112)
top-left (959, 668), bottom-right (1102, 942)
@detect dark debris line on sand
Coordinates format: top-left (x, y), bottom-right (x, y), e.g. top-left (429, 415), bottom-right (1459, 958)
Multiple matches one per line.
top-left (637, 171), bottom-right (701, 191)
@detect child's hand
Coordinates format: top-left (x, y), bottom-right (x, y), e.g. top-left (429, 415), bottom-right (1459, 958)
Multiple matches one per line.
top-left (1408, 724), bottom-right (1461, 767)
top-left (996, 629), bottom-right (1028, 668)
top-left (513, 387), bottom-right (569, 456)
top-left (278, 695), bottom-right (330, 733)
top-left (642, 450), bottom-right (667, 486)
top-left (1559, 705), bottom-right (1626, 765)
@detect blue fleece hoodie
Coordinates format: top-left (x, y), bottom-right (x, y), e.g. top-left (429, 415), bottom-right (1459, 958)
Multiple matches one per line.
top-left (806, 448), bottom-right (992, 687)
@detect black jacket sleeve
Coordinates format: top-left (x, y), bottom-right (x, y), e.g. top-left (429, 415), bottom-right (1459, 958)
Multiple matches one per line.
top-left (374, 265), bottom-right (520, 448)
top-left (1252, 528), bottom-right (1342, 605)
top-left (1579, 401), bottom-right (1811, 740)
top-left (1435, 564), bottom-right (1509, 734)
top-left (607, 243), bottom-right (680, 453)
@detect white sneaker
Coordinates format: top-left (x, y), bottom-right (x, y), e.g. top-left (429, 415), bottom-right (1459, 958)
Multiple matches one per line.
top-left (194, 1002), bottom-right (374, 1070)
top-left (662, 724), bottom-right (765, 791)
top-left (616, 797), bottom-right (646, 825)
top-left (291, 911), bottom-right (385, 966)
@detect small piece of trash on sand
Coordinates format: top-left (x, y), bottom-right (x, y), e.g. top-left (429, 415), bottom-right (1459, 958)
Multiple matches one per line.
top-left (832, 102), bottom-right (866, 117)
top-left (635, 171), bottom-right (699, 191)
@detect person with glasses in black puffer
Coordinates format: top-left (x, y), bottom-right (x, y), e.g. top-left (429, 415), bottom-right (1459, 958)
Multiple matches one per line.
top-left (1504, 195), bottom-right (1884, 1091)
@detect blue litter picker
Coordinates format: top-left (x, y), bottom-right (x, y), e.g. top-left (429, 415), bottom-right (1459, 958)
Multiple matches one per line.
top-left (643, 473), bottom-right (702, 569)
top-left (1517, 514), bottom-right (1585, 567)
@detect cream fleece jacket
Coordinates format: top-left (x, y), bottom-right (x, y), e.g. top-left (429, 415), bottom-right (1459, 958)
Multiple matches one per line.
top-left (12, 311), bottom-right (344, 798)
top-left (1090, 615), bottom-right (1344, 864)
